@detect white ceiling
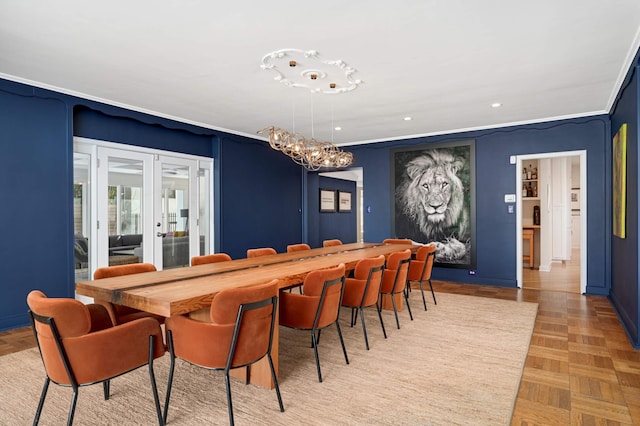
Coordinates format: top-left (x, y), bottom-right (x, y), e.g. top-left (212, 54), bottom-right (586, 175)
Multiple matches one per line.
top-left (2, 1), bottom-right (640, 146)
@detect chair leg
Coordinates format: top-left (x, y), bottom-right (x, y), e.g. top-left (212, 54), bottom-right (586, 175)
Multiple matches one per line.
top-left (376, 302), bottom-right (388, 339)
top-left (418, 281), bottom-right (428, 311)
top-left (103, 379), bottom-right (110, 400)
top-left (164, 332), bottom-right (176, 424)
top-left (311, 329), bottom-right (323, 382)
top-left (335, 322), bottom-right (349, 366)
top-left (391, 293), bottom-right (401, 329)
top-left (429, 279), bottom-right (437, 304)
top-left (358, 306), bottom-right (370, 350)
top-left (33, 377), bottom-right (50, 425)
top-left (147, 335), bottom-right (164, 426)
top-left (67, 388), bottom-right (78, 426)
top-left (403, 290), bottom-right (414, 321)
top-left (350, 307), bottom-right (358, 327)
top-left (267, 353), bottom-right (285, 413)
top-left (224, 373), bottom-right (235, 426)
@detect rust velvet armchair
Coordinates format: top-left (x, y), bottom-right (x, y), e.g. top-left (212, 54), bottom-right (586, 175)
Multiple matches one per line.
top-left (379, 249), bottom-right (413, 329)
top-left (407, 243), bottom-right (438, 310)
top-left (26, 290), bottom-right (165, 425)
top-left (341, 255), bottom-right (387, 350)
top-left (279, 263), bottom-right (348, 382)
top-left (93, 263), bottom-right (165, 326)
top-left (163, 279), bottom-right (284, 426)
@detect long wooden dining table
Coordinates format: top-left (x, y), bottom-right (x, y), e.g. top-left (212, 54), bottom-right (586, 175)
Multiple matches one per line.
top-left (76, 242), bottom-right (415, 388)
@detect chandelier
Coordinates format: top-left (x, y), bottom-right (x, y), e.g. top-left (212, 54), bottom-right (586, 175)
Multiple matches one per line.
top-left (257, 126), bottom-right (354, 171)
top-left (257, 49), bottom-right (359, 171)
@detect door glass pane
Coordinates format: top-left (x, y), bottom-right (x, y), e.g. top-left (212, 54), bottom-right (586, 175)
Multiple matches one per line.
top-left (108, 157), bottom-right (143, 266)
top-left (73, 153), bottom-right (91, 283)
top-left (199, 167), bottom-right (211, 255)
top-left (162, 163), bottom-right (190, 269)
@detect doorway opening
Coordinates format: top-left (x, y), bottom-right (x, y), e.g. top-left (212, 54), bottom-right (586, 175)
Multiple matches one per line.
top-left (516, 151), bottom-right (586, 294)
top-left (318, 168), bottom-right (363, 241)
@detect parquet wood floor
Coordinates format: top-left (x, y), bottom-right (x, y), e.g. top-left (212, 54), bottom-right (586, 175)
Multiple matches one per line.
top-left (3, 255), bottom-right (639, 425)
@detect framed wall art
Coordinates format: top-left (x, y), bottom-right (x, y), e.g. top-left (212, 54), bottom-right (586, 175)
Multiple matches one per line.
top-left (391, 139), bottom-right (476, 269)
top-left (338, 191), bottom-right (352, 212)
top-left (613, 123), bottom-right (627, 238)
top-left (320, 189), bottom-right (336, 212)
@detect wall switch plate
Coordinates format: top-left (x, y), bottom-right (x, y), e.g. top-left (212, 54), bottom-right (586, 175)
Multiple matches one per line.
top-left (504, 194), bottom-right (516, 203)
top-left (509, 155), bottom-right (516, 164)
top-left (507, 205), bottom-right (514, 214)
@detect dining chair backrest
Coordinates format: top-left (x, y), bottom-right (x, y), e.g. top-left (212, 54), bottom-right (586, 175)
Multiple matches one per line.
top-left (353, 255), bottom-right (386, 307)
top-left (322, 239), bottom-right (343, 247)
top-left (93, 263), bottom-right (159, 325)
top-left (287, 243), bottom-right (311, 252)
top-left (247, 247), bottom-right (277, 258)
top-left (381, 249), bottom-right (412, 294)
top-left (302, 264), bottom-right (346, 328)
top-left (382, 238), bottom-right (413, 245)
top-left (408, 244), bottom-right (436, 281)
top-left (191, 253), bottom-right (232, 266)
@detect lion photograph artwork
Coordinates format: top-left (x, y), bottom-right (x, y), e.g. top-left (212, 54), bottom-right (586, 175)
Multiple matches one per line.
top-left (392, 141), bottom-right (475, 268)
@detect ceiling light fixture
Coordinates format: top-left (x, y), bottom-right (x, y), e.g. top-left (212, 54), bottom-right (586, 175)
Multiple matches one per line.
top-left (403, 116), bottom-right (412, 121)
top-left (491, 102), bottom-right (502, 108)
top-left (258, 49), bottom-right (359, 170)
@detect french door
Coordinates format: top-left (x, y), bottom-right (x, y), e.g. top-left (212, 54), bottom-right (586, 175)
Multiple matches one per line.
top-left (74, 138), bottom-right (213, 284)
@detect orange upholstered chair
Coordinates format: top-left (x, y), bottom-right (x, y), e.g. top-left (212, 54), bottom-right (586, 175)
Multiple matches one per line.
top-left (164, 280), bottom-right (283, 425)
top-left (322, 239), bottom-right (343, 247)
top-left (286, 243), bottom-right (311, 252)
top-left (279, 264), bottom-right (348, 382)
top-left (379, 249), bottom-right (413, 329)
top-left (407, 244), bottom-right (437, 310)
top-left (93, 263), bottom-right (164, 326)
top-left (247, 247), bottom-right (277, 258)
top-left (382, 238), bottom-right (413, 245)
top-left (341, 255), bottom-right (387, 350)
top-left (191, 253), bottom-right (232, 266)
top-left (26, 290), bottom-right (165, 425)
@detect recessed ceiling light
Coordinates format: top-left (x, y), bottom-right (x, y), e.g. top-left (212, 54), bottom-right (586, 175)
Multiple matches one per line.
top-left (403, 116), bottom-right (412, 121)
top-left (334, 126), bottom-right (342, 131)
top-left (491, 103), bottom-right (502, 108)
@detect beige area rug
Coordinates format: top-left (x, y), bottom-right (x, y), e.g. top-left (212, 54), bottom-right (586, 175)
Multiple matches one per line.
top-left (0, 293), bottom-right (537, 426)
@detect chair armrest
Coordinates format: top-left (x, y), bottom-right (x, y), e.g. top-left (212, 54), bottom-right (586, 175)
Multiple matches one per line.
top-left (86, 303), bottom-right (113, 332)
top-left (64, 317), bottom-right (165, 384)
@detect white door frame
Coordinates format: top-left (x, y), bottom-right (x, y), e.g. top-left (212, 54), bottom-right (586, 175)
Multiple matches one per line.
top-left (516, 150), bottom-right (587, 293)
top-left (75, 137), bottom-right (213, 274)
top-left (153, 155), bottom-right (200, 269)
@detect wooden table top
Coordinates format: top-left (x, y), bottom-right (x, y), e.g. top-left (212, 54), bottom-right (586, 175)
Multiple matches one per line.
top-left (76, 242), bottom-right (415, 317)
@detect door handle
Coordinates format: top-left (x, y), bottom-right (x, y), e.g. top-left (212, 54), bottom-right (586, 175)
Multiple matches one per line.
top-left (157, 232), bottom-right (166, 237)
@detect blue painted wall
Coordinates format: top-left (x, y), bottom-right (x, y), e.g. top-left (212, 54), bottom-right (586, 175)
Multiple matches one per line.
top-left (0, 78), bottom-right (305, 330)
top-left (306, 175), bottom-right (357, 248)
top-left (218, 134), bottom-right (303, 259)
top-left (350, 116), bottom-right (611, 292)
top-left (610, 62), bottom-right (640, 348)
top-left (0, 85), bottom-right (72, 330)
